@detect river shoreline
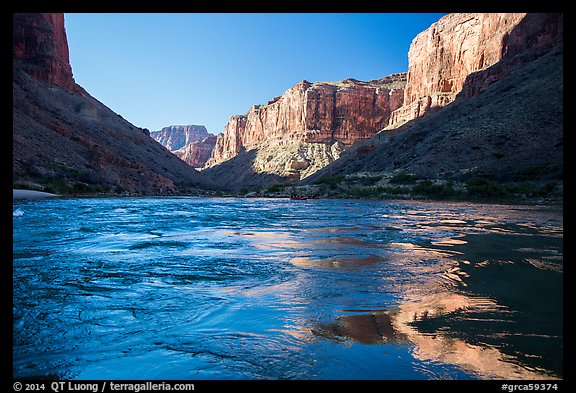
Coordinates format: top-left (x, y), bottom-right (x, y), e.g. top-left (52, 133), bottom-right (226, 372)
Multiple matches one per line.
top-left (12, 188), bottom-right (562, 206)
top-left (13, 189), bottom-right (59, 199)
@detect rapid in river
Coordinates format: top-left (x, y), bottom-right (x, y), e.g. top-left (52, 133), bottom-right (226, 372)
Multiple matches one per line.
top-left (13, 197), bottom-right (563, 380)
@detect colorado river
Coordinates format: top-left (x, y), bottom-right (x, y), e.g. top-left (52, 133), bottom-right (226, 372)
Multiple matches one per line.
top-left (12, 197), bottom-right (563, 379)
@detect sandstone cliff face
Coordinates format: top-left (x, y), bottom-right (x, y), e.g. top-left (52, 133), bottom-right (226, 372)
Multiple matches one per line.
top-left (150, 125), bottom-right (211, 151)
top-left (386, 13), bottom-right (525, 128)
top-left (174, 135), bottom-right (217, 168)
top-left (13, 13), bottom-right (210, 194)
top-left (387, 13), bottom-right (563, 129)
top-left (305, 77), bottom-right (405, 144)
top-left (206, 115), bottom-right (247, 165)
top-left (206, 74), bottom-right (406, 168)
top-left (13, 13), bottom-right (82, 94)
top-left (459, 13), bottom-right (563, 99)
top-left (202, 140), bottom-right (345, 191)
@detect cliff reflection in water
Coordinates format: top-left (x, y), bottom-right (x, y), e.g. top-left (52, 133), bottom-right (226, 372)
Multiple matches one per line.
top-left (288, 205), bottom-right (562, 379)
top-left (311, 289), bottom-right (557, 380)
top-left (313, 312), bottom-right (407, 345)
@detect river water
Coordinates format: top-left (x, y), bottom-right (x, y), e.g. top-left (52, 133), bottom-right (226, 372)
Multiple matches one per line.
top-left (12, 197), bottom-right (563, 380)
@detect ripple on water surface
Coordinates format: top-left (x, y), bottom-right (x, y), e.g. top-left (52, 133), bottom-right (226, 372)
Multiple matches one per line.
top-left (13, 198), bottom-right (563, 379)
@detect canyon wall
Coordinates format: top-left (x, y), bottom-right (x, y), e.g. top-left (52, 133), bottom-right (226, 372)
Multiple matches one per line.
top-left (13, 13), bottom-right (82, 94)
top-left (13, 13), bottom-right (210, 194)
top-left (387, 13), bottom-right (525, 128)
top-left (206, 74), bottom-right (405, 167)
top-left (387, 13), bottom-right (563, 129)
top-left (459, 13), bottom-right (563, 99)
top-left (207, 115), bottom-right (247, 166)
top-left (305, 12), bottom-right (562, 197)
top-left (174, 136), bottom-right (217, 168)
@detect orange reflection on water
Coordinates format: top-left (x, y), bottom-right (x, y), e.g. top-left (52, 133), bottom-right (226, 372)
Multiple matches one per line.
top-left (392, 291), bottom-right (559, 380)
top-left (225, 230), bottom-right (301, 251)
top-left (307, 289), bottom-right (558, 379)
top-left (228, 205), bottom-right (562, 379)
top-left (312, 312), bottom-right (407, 345)
top-left (290, 255), bottom-right (385, 268)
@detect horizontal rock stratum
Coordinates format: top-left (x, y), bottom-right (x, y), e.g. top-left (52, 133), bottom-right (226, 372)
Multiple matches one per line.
top-left (387, 13), bottom-right (563, 129)
top-left (206, 74), bottom-right (406, 168)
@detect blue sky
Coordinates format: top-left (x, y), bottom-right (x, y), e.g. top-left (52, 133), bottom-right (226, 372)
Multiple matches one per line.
top-left (65, 13), bottom-right (445, 134)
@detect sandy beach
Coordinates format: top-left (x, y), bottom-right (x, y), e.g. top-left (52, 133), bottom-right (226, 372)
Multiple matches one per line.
top-left (13, 189), bottom-right (59, 199)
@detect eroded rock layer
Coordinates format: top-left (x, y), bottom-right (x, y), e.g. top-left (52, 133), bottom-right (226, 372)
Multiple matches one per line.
top-left (206, 74), bottom-right (406, 169)
top-left (150, 125), bottom-right (211, 151)
top-left (387, 13), bottom-right (562, 129)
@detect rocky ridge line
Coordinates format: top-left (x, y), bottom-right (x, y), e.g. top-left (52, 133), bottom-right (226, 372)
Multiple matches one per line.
top-left (204, 74), bottom-right (406, 179)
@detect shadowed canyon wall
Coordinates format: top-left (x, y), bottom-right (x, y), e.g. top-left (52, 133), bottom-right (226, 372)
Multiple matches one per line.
top-left (387, 13), bottom-right (563, 129)
top-left (13, 13), bottom-right (210, 194)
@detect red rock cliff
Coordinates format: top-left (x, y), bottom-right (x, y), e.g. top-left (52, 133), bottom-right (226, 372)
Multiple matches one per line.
top-left (459, 13), bottom-right (563, 99)
top-left (387, 13), bottom-right (562, 129)
top-left (13, 13), bottom-right (81, 94)
top-left (207, 74), bottom-right (405, 166)
top-left (208, 115), bottom-right (248, 165)
top-left (150, 125), bottom-right (211, 151)
top-left (13, 13), bottom-right (210, 194)
top-left (174, 135), bottom-right (217, 168)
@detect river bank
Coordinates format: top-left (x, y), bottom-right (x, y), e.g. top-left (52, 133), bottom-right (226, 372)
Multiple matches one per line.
top-left (13, 189), bottom-right (59, 199)
top-left (12, 188), bottom-right (563, 206)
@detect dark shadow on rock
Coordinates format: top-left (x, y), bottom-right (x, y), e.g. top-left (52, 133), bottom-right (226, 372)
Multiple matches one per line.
top-left (503, 13), bottom-right (563, 59)
top-left (301, 14), bottom-right (563, 190)
top-left (201, 148), bottom-right (292, 192)
top-left (458, 13), bottom-right (562, 100)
